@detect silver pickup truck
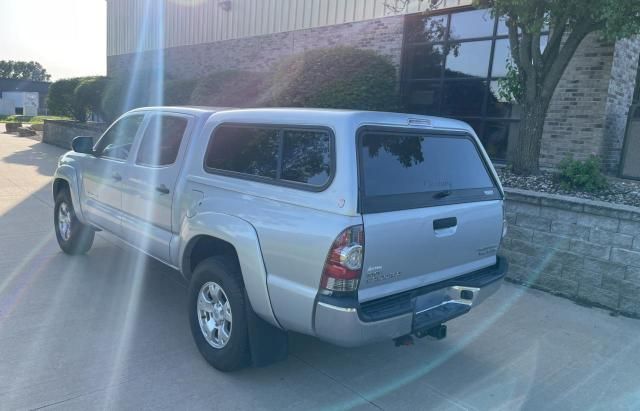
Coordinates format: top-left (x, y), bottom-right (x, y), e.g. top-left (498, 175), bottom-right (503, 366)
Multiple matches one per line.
top-left (53, 107), bottom-right (508, 371)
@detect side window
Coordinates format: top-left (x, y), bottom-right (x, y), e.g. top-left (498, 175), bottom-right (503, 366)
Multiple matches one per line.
top-left (136, 114), bottom-right (188, 166)
top-left (204, 124), bottom-right (334, 189)
top-left (205, 125), bottom-right (280, 178)
top-left (281, 129), bottom-right (331, 186)
top-left (95, 115), bottom-right (144, 160)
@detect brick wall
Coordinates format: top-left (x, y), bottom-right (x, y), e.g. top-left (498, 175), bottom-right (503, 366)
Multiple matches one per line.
top-left (501, 188), bottom-right (640, 317)
top-left (602, 37), bottom-right (640, 172)
top-left (540, 33), bottom-right (614, 168)
top-left (107, 15), bottom-right (405, 80)
top-left (541, 35), bottom-right (640, 171)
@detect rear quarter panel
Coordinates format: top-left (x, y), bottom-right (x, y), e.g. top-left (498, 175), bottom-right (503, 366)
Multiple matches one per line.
top-left (179, 112), bottom-right (361, 334)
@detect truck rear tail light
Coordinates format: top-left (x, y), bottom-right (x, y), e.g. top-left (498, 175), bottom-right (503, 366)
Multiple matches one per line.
top-left (320, 225), bottom-right (364, 295)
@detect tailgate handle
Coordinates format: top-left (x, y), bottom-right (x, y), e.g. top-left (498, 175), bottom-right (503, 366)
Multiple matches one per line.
top-left (433, 217), bottom-right (457, 230)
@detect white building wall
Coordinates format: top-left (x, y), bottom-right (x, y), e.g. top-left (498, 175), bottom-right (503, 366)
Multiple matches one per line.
top-left (106, 0), bottom-right (472, 56)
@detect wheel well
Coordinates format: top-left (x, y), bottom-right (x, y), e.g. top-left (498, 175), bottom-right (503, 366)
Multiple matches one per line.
top-left (53, 178), bottom-right (70, 199)
top-left (182, 235), bottom-right (241, 280)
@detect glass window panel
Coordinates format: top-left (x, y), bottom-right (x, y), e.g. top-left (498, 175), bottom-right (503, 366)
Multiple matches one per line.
top-left (136, 115), bottom-right (188, 166)
top-left (281, 129), bottom-right (332, 186)
top-left (491, 39), bottom-right (512, 78)
top-left (449, 9), bottom-right (495, 40)
top-left (95, 115), bottom-right (144, 160)
top-left (483, 121), bottom-right (518, 161)
top-left (487, 81), bottom-right (520, 118)
top-left (405, 81), bottom-right (442, 115)
top-left (442, 81), bottom-right (487, 117)
top-left (405, 14), bottom-right (448, 43)
top-left (408, 45), bottom-right (445, 79)
top-left (540, 34), bottom-right (549, 53)
top-left (205, 126), bottom-right (279, 179)
top-left (359, 133), bottom-right (495, 197)
top-left (445, 41), bottom-right (492, 79)
top-left (497, 15), bottom-right (509, 36)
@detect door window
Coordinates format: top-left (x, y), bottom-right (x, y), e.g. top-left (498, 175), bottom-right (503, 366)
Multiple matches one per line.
top-left (136, 114), bottom-right (189, 166)
top-left (95, 115), bottom-right (144, 160)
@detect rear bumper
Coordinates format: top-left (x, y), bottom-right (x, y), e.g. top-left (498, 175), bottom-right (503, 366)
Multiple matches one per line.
top-left (313, 257), bottom-right (507, 347)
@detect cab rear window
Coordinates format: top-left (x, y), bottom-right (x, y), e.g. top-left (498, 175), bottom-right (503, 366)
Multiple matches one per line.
top-left (358, 129), bottom-right (500, 213)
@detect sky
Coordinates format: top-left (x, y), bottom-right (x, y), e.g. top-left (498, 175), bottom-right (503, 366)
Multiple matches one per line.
top-left (0, 0), bottom-right (106, 81)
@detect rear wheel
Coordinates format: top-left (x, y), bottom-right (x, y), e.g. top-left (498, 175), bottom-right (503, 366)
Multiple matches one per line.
top-left (188, 257), bottom-right (250, 371)
top-left (54, 189), bottom-right (94, 255)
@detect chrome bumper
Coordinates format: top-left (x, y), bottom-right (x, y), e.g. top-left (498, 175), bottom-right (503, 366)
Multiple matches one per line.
top-left (313, 258), bottom-right (507, 347)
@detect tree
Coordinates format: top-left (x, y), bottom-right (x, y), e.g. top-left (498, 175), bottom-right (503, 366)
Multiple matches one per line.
top-left (385, 0), bottom-right (640, 174)
top-left (0, 60), bottom-right (51, 82)
top-left (480, 0), bottom-right (640, 174)
top-left (47, 78), bottom-right (85, 121)
top-left (75, 77), bottom-right (111, 120)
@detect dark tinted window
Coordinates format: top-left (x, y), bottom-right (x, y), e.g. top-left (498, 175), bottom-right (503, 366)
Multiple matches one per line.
top-left (407, 45), bottom-right (445, 79)
top-left (281, 130), bottom-right (331, 186)
top-left (205, 125), bottom-right (279, 179)
top-left (205, 125), bottom-right (334, 188)
top-left (136, 115), bottom-right (188, 166)
top-left (405, 14), bottom-right (448, 43)
top-left (442, 81), bottom-right (487, 116)
top-left (95, 115), bottom-right (144, 160)
top-left (360, 132), bottom-right (495, 197)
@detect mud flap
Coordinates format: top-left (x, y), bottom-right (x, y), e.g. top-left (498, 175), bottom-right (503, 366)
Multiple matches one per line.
top-left (245, 301), bottom-right (289, 367)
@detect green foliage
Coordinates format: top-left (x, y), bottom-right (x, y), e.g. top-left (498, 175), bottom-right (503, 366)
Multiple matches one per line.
top-left (0, 115), bottom-right (70, 124)
top-left (497, 58), bottom-right (523, 103)
top-left (555, 156), bottom-right (608, 193)
top-left (266, 47), bottom-right (399, 111)
top-left (190, 71), bottom-right (267, 108)
top-left (47, 78), bottom-right (85, 121)
top-left (0, 60), bottom-right (51, 82)
top-left (74, 77), bottom-right (111, 120)
top-left (164, 78), bottom-right (198, 106)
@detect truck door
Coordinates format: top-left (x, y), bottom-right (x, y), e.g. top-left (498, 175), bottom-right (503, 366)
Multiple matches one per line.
top-left (121, 112), bottom-right (192, 262)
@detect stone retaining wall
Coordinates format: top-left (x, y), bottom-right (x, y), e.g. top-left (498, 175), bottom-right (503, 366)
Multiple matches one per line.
top-left (43, 120), bottom-right (107, 150)
top-left (501, 188), bottom-right (640, 317)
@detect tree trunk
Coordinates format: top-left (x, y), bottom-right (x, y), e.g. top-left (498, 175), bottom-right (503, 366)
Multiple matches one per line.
top-left (511, 98), bottom-right (549, 175)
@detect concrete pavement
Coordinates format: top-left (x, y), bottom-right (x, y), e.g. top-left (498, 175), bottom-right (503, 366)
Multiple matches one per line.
top-left (0, 131), bottom-right (639, 410)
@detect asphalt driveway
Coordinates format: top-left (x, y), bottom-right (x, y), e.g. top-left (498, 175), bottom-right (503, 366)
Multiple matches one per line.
top-left (0, 132), bottom-right (639, 411)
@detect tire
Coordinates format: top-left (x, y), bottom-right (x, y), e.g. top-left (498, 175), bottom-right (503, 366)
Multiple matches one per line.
top-left (188, 257), bottom-right (250, 372)
top-left (54, 188), bottom-right (95, 255)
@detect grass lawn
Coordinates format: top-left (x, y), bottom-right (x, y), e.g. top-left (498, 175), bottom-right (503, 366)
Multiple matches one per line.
top-left (0, 115), bottom-right (70, 124)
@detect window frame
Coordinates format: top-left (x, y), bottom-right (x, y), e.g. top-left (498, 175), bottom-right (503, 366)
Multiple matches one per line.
top-left (401, 8), bottom-right (550, 163)
top-left (203, 122), bottom-right (336, 193)
top-left (134, 112), bottom-right (192, 169)
top-left (93, 113), bottom-right (146, 162)
top-left (355, 125), bottom-right (503, 214)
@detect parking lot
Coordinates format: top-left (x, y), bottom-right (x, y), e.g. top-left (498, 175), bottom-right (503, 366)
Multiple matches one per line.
top-left (0, 132), bottom-right (639, 410)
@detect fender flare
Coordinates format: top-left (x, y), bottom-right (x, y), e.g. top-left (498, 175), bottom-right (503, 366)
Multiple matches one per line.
top-left (53, 165), bottom-right (88, 224)
top-left (179, 211), bottom-right (280, 328)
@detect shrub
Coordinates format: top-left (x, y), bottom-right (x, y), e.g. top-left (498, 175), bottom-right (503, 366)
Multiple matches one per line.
top-left (265, 47), bottom-right (399, 111)
top-left (74, 76), bottom-right (110, 120)
top-left (164, 78), bottom-right (198, 106)
top-left (190, 71), bottom-right (267, 108)
top-left (555, 156), bottom-right (608, 193)
top-left (101, 70), bottom-right (168, 122)
top-left (47, 78), bottom-right (85, 121)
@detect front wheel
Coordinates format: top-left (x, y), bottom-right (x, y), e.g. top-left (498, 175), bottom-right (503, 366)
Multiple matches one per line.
top-left (188, 257), bottom-right (250, 372)
top-left (54, 189), bottom-right (95, 255)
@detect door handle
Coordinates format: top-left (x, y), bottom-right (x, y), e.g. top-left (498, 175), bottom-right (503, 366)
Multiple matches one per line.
top-left (155, 184), bottom-right (170, 195)
top-left (433, 217), bottom-right (457, 231)
top-left (112, 173), bottom-right (122, 182)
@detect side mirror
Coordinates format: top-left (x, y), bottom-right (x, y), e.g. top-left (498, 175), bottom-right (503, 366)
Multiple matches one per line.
top-left (72, 136), bottom-right (95, 155)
